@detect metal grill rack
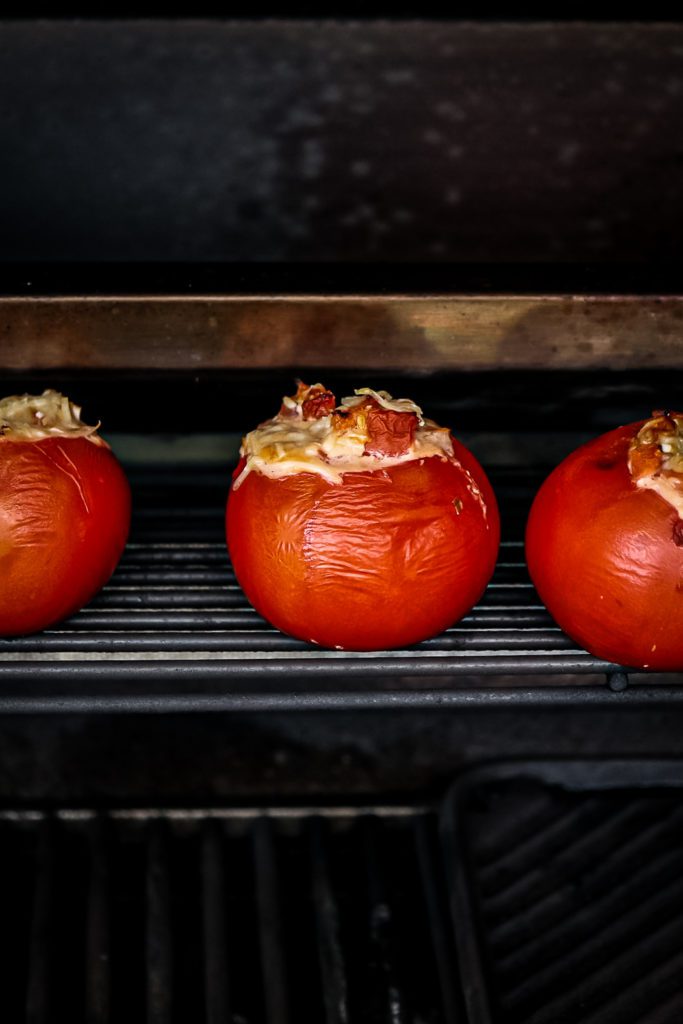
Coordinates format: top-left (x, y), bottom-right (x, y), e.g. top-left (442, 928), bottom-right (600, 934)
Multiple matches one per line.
top-left (0, 464), bottom-right (680, 712)
top-left (0, 805), bottom-right (459, 1024)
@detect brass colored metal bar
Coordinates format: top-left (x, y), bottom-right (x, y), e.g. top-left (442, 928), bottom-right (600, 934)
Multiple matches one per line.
top-left (2, 295), bottom-right (682, 371)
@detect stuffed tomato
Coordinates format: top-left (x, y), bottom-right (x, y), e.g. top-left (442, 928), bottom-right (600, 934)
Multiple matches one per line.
top-left (526, 411), bottom-right (683, 670)
top-left (226, 382), bottom-right (499, 650)
top-left (0, 390), bottom-right (131, 636)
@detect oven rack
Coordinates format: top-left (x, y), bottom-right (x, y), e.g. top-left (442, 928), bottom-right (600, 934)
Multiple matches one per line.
top-left (0, 464), bottom-right (680, 713)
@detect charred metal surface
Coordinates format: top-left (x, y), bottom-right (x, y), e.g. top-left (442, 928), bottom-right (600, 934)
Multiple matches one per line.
top-left (2, 295), bottom-right (683, 371)
top-left (0, 808), bottom-right (458, 1023)
top-left (443, 762), bottom-right (683, 1024)
top-left (0, 22), bottom-right (682, 264)
top-left (1, 709), bottom-right (683, 805)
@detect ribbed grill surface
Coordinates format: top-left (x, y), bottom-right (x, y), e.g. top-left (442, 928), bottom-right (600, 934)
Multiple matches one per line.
top-left (0, 466), bottom-right (620, 680)
top-left (451, 770), bottom-right (683, 1024)
top-left (0, 807), bottom-right (459, 1024)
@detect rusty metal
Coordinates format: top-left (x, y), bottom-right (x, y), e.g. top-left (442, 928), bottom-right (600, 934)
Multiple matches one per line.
top-left (2, 295), bottom-right (683, 372)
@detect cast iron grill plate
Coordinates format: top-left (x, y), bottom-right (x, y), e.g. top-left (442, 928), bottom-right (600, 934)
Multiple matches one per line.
top-left (0, 805), bottom-right (460, 1024)
top-left (442, 760), bottom-right (683, 1024)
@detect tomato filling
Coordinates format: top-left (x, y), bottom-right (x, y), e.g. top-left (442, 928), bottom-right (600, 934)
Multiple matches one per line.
top-left (281, 381), bottom-right (336, 420)
top-left (628, 410), bottom-right (683, 518)
top-left (234, 382), bottom-right (454, 488)
top-left (0, 390), bottom-right (106, 446)
top-left (332, 398), bottom-right (418, 458)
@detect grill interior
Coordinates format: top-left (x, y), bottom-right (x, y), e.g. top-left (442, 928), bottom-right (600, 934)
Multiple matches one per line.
top-left (7, 762), bottom-right (683, 1024)
top-left (443, 762), bottom-right (683, 1024)
top-left (3, 14), bottom-right (683, 1019)
top-left (0, 805), bottom-right (459, 1024)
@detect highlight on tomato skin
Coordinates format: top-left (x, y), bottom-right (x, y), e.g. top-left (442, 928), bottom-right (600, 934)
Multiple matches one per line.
top-left (226, 382), bottom-right (500, 651)
top-left (0, 390), bottom-right (131, 637)
top-left (525, 411), bottom-right (683, 671)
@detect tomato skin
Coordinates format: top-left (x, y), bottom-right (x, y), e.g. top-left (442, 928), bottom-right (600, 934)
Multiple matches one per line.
top-left (226, 441), bottom-right (499, 650)
top-left (526, 422), bottom-right (683, 670)
top-left (0, 437), bottom-right (131, 636)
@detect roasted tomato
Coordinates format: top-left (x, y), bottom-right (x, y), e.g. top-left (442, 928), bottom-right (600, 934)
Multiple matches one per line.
top-left (226, 383), bottom-right (500, 650)
top-left (526, 411), bottom-right (683, 670)
top-left (0, 390), bottom-right (131, 636)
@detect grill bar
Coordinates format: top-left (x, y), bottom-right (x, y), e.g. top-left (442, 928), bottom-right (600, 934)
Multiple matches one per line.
top-left (310, 818), bottom-right (349, 1024)
top-left (364, 816), bottom-right (410, 1024)
top-left (4, 685), bottom-right (683, 717)
top-left (146, 823), bottom-right (172, 1024)
top-left (0, 652), bottom-right (622, 672)
top-left (61, 608), bottom-right (555, 629)
top-left (26, 821), bottom-right (52, 1024)
top-left (254, 817), bottom-right (290, 1024)
top-left (85, 818), bottom-right (110, 1024)
top-left (0, 629), bottom-right (583, 654)
top-left (201, 822), bottom-right (230, 1024)
top-left (415, 815), bottom-right (463, 1024)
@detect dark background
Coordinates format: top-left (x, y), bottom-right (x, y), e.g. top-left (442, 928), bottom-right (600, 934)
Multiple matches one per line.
top-left (1, 18), bottom-right (681, 265)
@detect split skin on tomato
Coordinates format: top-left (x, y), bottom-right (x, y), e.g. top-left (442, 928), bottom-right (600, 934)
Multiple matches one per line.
top-left (227, 441), bottom-right (500, 651)
top-left (526, 423), bottom-right (683, 671)
top-left (0, 437), bottom-right (131, 636)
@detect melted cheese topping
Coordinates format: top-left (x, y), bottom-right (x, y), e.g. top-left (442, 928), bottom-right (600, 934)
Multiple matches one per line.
top-left (0, 390), bottom-right (107, 446)
top-left (628, 411), bottom-right (683, 518)
top-left (342, 388), bottom-right (427, 415)
top-left (234, 387), bottom-right (455, 488)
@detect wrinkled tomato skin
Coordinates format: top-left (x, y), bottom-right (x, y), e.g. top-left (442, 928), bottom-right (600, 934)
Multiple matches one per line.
top-left (526, 422), bottom-right (683, 671)
top-left (226, 441), bottom-right (499, 650)
top-left (0, 437), bottom-right (131, 636)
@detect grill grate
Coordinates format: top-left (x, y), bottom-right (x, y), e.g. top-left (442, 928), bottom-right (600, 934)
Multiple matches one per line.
top-left (0, 465), bottom-right (636, 693)
top-left (443, 761), bottom-right (683, 1024)
top-left (0, 806), bottom-right (460, 1024)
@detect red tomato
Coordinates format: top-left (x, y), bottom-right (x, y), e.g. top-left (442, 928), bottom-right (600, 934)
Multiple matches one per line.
top-left (0, 426), bottom-right (131, 637)
top-left (526, 415), bottom-right (683, 670)
top-left (226, 386), bottom-right (499, 650)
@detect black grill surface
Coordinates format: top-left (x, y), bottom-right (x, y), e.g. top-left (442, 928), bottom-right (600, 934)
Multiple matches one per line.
top-left (0, 806), bottom-right (460, 1024)
top-left (0, 465), bottom-right (679, 711)
top-left (442, 761), bottom-right (683, 1024)
top-left (8, 765), bottom-right (683, 1024)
